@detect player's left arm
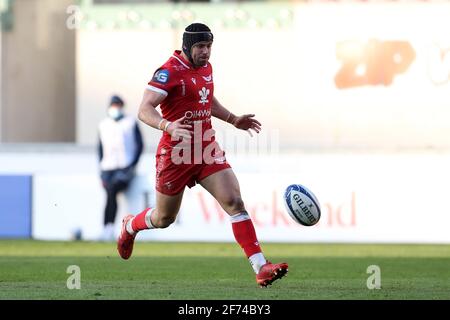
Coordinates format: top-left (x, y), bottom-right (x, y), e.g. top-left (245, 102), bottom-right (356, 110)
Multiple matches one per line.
top-left (211, 96), bottom-right (261, 136)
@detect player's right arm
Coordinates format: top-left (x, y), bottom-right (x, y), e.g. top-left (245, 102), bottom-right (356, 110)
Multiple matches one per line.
top-left (137, 89), bottom-right (192, 140)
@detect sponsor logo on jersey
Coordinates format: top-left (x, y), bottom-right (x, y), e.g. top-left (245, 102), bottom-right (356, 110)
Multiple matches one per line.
top-left (153, 69), bottom-right (169, 84)
top-left (198, 87), bottom-right (210, 106)
top-left (185, 109), bottom-right (211, 119)
top-left (191, 78), bottom-right (196, 85)
top-left (202, 75), bottom-right (212, 82)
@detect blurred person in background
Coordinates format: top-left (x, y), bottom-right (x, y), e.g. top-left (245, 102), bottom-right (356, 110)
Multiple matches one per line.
top-left (98, 95), bottom-right (144, 241)
top-left (117, 23), bottom-right (288, 287)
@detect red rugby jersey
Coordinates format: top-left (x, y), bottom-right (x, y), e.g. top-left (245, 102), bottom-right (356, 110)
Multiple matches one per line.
top-left (147, 50), bottom-right (215, 148)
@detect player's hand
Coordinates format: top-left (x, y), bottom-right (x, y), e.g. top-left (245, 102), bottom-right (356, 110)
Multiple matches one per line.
top-left (166, 116), bottom-right (192, 141)
top-left (231, 114), bottom-right (262, 137)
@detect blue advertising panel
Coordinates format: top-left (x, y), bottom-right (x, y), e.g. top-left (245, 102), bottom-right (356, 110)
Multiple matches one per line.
top-left (0, 175), bottom-right (32, 238)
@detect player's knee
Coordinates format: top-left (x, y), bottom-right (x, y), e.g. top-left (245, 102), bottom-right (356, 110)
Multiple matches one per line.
top-left (223, 196), bottom-right (245, 214)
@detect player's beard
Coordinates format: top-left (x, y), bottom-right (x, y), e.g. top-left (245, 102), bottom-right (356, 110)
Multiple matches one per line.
top-left (194, 56), bottom-right (209, 67)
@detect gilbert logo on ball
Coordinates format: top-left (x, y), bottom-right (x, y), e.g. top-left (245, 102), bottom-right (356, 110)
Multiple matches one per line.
top-left (284, 184), bottom-right (321, 226)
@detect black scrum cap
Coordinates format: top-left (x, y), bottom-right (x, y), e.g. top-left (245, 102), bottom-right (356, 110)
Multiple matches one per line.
top-left (182, 23), bottom-right (214, 64)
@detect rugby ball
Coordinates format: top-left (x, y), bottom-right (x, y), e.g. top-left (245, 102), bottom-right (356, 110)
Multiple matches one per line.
top-left (284, 184), bottom-right (321, 226)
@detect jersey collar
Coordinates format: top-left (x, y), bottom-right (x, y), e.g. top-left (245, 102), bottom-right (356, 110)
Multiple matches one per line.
top-left (173, 50), bottom-right (192, 69)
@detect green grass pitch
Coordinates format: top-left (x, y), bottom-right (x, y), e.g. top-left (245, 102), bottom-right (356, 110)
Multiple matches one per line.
top-left (0, 240), bottom-right (449, 300)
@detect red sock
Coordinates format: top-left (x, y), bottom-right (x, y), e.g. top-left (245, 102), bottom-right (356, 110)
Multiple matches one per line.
top-left (131, 208), bottom-right (152, 232)
top-left (231, 215), bottom-right (262, 258)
